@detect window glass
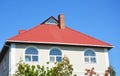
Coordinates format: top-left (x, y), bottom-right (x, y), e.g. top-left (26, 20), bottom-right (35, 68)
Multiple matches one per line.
top-left (50, 57), bottom-right (55, 62)
top-left (49, 48), bottom-right (62, 62)
top-left (84, 49), bottom-right (96, 63)
top-left (45, 17), bottom-right (58, 24)
top-left (25, 47), bottom-right (38, 54)
top-left (84, 50), bottom-right (95, 56)
top-left (91, 57), bottom-right (96, 63)
top-left (25, 47), bottom-right (38, 62)
top-left (56, 57), bottom-right (62, 62)
top-left (25, 56), bottom-right (31, 61)
top-left (32, 56), bottom-right (38, 61)
top-left (85, 57), bottom-right (89, 63)
top-left (50, 48), bottom-right (62, 55)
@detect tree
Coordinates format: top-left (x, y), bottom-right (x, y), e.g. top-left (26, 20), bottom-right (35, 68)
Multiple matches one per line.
top-left (104, 66), bottom-right (116, 76)
top-left (13, 56), bottom-right (76, 76)
top-left (13, 60), bottom-right (54, 76)
top-left (110, 66), bottom-right (116, 76)
top-left (13, 60), bottom-right (40, 76)
top-left (51, 56), bottom-right (74, 76)
top-left (85, 67), bottom-right (96, 76)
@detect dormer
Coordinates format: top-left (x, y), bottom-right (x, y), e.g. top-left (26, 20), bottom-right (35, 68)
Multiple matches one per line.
top-left (41, 14), bottom-right (65, 29)
top-left (41, 16), bottom-right (58, 25)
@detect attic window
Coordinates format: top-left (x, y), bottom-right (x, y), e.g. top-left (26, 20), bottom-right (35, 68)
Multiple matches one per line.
top-left (45, 17), bottom-right (58, 24)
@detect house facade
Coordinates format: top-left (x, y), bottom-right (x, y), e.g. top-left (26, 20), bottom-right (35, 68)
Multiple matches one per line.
top-left (0, 14), bottom-right (113, 76)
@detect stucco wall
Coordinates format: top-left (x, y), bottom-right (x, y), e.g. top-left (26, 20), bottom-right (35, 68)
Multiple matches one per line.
top-left (12, 43), bottom-right (109, 76)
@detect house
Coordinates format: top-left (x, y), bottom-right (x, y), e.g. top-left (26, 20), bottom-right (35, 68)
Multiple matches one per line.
top-left (0, 14), bottom-right (113, 76)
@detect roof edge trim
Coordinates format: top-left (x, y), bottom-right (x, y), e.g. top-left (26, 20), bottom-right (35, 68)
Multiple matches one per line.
top-left (7, 40), bottom-right (113, 48)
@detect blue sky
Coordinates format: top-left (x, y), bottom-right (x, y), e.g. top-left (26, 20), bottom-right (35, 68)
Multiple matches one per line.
top-left (0, 0), bottom-right (120, 75)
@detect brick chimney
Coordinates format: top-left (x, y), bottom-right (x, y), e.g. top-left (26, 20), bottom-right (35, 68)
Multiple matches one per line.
top-left (58, 14), bottom-right (65, 29)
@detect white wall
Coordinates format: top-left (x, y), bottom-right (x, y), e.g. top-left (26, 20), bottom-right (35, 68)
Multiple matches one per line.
top-left (12, 43), bottom-right (110, 76)
top-left (9, 43), bottom-right (16, 76)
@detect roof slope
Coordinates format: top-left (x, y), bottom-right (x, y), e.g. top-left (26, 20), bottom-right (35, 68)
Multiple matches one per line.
top-left (7, 15), bottom-right (113, 48)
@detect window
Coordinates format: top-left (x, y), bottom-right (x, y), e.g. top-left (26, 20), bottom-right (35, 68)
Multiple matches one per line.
top-left (49, 47), bottom-right (62, 62)
top-left (25, 47), bottom-right (38, 62)
top-left (84, 49), bottom-right (96, 63)
top-left (45, 17), bottom-right (58, 24)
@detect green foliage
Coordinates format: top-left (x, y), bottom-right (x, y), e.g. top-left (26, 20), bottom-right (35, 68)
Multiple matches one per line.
top-left (110, 66), bottom-right (116, 76)
top-left (13, 60), bottom-right (40, 76)
top-left (13, 56), bottom-right (76, 76)
top-left (51, 56), bottom-right (73, 76)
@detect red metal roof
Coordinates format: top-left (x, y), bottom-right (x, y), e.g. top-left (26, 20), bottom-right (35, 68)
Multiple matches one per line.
top-left (7, 23), bottom-right (112, 48)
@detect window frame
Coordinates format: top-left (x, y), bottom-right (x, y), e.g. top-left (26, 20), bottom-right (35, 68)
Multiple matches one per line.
top-left (84, 48), bottom-right (96, 64)
top-left (49, 47), bottom-right (62, 62)
top-left (45, 17), bottom-right (58, 24)
top-left (24, 46), bottom-right (39, 62)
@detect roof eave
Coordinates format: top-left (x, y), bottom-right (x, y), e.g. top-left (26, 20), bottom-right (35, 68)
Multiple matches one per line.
top-left (7, 40), bottom-right (113, 48)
